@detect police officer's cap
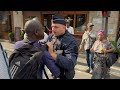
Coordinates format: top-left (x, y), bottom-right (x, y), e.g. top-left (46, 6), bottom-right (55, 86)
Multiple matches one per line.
top-left (52, 14), bottom-right (66, 26)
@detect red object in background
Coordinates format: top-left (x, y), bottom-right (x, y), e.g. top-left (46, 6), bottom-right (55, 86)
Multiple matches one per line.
top-left (102, 11), bottom-right (107, 17)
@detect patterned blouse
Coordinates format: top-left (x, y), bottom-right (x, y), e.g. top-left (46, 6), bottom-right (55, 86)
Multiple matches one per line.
top-left (91, 40), bottom-right (115, 53)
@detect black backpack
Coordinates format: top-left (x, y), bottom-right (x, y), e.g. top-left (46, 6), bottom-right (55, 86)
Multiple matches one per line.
top-left (9, 43), bottom-right (48, 79)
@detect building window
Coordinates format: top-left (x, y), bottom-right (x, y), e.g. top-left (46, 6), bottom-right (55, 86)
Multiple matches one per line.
top-left (75, 14), bottom-right (87, 32)
top-left (65, 15), bottom-right (74, 27)
top-left (25, 16), bottom-right (37, 21)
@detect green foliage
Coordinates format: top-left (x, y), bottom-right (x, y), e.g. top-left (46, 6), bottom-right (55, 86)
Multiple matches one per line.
top-left (8, 32), bottom-right (14, 37)
top-left (8, 32), bottom-right (14, 42)
top-left (109, 41), bottom-right (120, 54)
top-left (20, 31), bottom-right (24, 39)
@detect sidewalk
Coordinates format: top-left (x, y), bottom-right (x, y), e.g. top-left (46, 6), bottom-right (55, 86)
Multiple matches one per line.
top-left (1, 41), bottom-right (120, 79)
top-left (0, 40), bottom-right (15, 52)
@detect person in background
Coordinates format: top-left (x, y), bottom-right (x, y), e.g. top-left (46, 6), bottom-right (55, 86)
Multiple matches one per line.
top-left (90, 30), bottom-right (115, 79)
top-left (66, 19), bottom-right (74, 35)
top-left (117, 29), bottom-right (120, 59)
top-left (117, 29), bottom-right (120, 50)
top-left (79, 23), bottom-right (96, 74)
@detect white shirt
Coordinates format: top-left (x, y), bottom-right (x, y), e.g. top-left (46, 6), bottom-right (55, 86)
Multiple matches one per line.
top-left (80, 30), bottom-right (96, 50)
top-left (24, 33), bottom-right (27, 39)
top-left (66, 26), bottom-right (74, 34)
top-left (39, 32), bottom-right (48, 43)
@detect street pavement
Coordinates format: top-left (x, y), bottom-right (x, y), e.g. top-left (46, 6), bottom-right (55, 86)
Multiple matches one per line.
top-left (1, 40), bottom-right (120, 79)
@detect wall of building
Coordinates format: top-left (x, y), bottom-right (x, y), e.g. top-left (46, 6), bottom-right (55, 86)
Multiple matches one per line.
top-left (89, 11), bottom-right (102, 32)
top-left (13, 11), bottom-right (23, 31)
top-left (0, 12), bottom-right (12, 40)
top-left (12, 11), bottom-right (24, 41)
top-left (23, 11), bottom-right (41, 26)
top-left (107, 11), bottom-right (119, 41)
top-left (89, 11), bottom-right (119, 41)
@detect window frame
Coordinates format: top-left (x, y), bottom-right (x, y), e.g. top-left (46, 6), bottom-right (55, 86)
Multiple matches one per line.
top-left (60, 11), bottom-right (89, 35)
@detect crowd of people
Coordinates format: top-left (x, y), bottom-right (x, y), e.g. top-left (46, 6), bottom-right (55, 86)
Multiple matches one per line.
top-left (0, 14), bottom-right (120, 79)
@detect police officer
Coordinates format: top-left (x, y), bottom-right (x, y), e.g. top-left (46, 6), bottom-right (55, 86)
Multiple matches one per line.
top-left (43, 14), bottom-right (78, 79)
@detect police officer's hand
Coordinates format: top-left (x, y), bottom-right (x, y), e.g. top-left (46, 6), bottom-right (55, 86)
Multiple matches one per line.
top-left (47, 41), bottom-right (54, 54)
top-left (47, 41), bottom-right (57, 60)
